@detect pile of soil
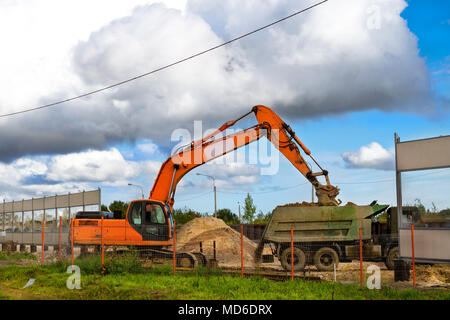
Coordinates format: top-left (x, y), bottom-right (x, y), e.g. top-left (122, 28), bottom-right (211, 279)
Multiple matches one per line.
top-left (174, 217), bottom-right (257, 267)
top-left (415, 264), bottom-right (450, 286)
top-left (280, 201), bottom-right (359, 208)
top-left (280, 201), bottom-right (319, 207)
top-left (344, 202), bottom-right (357, 206)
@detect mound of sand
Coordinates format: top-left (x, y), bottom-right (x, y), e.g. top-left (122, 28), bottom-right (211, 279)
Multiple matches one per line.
top-left (280, 201), bottom-right (358, 207)
top-left (175, 217), bottom-right (257, 267)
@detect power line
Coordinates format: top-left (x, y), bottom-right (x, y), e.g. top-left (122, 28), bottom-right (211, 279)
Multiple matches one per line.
top-left (176, 190), bottom-right (213, 202)
top-left (217, 182), bottom-right (309, 195)
top-left (335, 168), bottom-right (449, 185)
top-left (0, 0), bottom-right (328, 119)
top-left (335, 178), bottom-right (393, 185)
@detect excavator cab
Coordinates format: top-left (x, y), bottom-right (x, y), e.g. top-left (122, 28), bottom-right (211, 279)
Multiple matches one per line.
top-left (127, 200), bottom-right (172, 242)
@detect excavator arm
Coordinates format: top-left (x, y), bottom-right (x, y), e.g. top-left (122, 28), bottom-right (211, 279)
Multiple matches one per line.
top-left (149, 105), bottom-right (340, 208)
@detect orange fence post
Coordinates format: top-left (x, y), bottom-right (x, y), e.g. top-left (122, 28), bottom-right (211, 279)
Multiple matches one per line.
top-left (71, 219), bottom-right (74, 265)
top-left (240, 224), bottom-right (244, 278)
top-left (101, 216), bottom-right (104, 268)
top-left (173, 221), bottom-right (176, 276)
top-left (359, 228), bottom-right (363, 287)
top-left (41, 220), bottom-right (46, 266)
top-left (59, 216), bottom-right (62, 262)
top-left (411, 224), bottom-right (416, 288)
top-left (291, 228), bottom-right (294, 280)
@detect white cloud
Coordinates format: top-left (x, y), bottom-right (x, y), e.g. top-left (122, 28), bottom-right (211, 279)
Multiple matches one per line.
top-left (187, 159), bottom-right (261, 191)
top-left (342, 142), bottom-right (394, 170)
top-left (137, 142), bottom-right (159, 155)
top-left (0, 0), bottom-right (186, 113)
top-left (46, 148), bottom-right (160, 184)
top-left (0, 0), bottom-right (434, 162)
top-left (0, 148), bottom-right (161, 201)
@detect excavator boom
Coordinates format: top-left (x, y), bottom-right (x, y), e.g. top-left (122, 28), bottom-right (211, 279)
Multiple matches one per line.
top-left (149, 105), bottom-right (340, 208)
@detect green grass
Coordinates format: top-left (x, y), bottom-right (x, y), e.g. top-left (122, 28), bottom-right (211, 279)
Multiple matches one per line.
top-left (0, 255), bottom-right (448, 300)
top-left (0, 251), bottom-right (36, 261)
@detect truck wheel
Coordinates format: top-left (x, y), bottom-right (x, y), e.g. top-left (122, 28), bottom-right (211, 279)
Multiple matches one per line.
top-left (280, 247), bottom-right (306, 271)
top-left (385, 247), bottom-right (399, 270)
top-left (313, 247), bottom-right (339, 271)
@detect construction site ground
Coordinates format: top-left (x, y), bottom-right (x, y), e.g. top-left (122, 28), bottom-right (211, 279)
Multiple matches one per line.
top-left (0, 254), bottom-right (449, 300)
top-left (1, 246), bottom-right (449, 291)
top-left (1, 216), bottom-right (449, 291)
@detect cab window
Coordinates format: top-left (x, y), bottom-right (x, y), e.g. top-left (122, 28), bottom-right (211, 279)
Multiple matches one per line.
top-left (145, 204), bottom-right (165, 224)
top-left (130, 203), bottom-right (142, 225)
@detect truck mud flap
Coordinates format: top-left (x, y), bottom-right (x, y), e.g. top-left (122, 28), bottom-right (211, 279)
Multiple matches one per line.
top-left (262, 254), bottom-right (274, 263)
top-left (345, 244), bottom-right (381, 259)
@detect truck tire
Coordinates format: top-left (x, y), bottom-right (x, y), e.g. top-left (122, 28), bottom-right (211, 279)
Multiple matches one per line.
top-left (280, 247), bottom-right (306, 271)
top-left (385, 247), bottom-right (399, 270)
top-left (313, 247), bottom-right (339, 271)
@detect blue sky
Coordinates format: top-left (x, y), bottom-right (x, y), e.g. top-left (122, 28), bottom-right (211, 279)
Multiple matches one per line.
top-left (149, 0), bottom-right (450, 214)
top-left (0, 0), bottom-right (449, 216)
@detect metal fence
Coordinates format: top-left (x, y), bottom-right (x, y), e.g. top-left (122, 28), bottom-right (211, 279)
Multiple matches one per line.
top-left (0, 189), bottom-right (101, 245)
top-left (1, 218), bottom-right (449, 290)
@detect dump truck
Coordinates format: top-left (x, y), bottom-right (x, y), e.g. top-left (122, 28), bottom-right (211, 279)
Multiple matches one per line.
top-left (256, 202), bottom-right (400, 271)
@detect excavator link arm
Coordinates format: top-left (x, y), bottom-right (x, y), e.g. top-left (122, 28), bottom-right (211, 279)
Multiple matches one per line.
top-left (252, 105), bottom-right (340, 206)
top-left (149, 105), bottom-right (340, 208)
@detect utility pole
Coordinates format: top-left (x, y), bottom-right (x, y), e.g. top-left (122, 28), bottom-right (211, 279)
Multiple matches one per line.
top-left (214, 184), bottom-right (217, 218)
top-left (196, 173), bottom-right (217, 218)
top-left (238, 201), bottom-right (241, 223)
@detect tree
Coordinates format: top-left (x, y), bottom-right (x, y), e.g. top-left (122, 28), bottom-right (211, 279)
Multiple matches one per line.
top-left (217, 208), bottom-right (240, 225)
top-left (254, 210), bottom-right (272, 224)
top-left (101, 204), bottom-right (108, 211)
top-left (172, 207), bottom-right (202, 225)
top-left (243, 193), bottom-right (256, 223)
top-left (108, 200), bottom-right (129, 219)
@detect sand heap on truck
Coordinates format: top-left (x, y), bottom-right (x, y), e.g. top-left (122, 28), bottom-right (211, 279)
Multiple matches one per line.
top-left (174, 217), bottom-right (257, 268)
top-left (279, 201), bottom-right (358, 207)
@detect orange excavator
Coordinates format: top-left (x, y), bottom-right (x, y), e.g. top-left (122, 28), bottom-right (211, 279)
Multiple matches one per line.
top-left (71, 105), bottom-right (340, 266)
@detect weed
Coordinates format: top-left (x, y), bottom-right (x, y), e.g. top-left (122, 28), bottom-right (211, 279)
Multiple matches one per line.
top-left (0, 251), bottom-right (36, 261)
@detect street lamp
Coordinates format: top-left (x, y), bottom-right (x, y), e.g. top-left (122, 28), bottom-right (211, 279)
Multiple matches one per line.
top-left (196, 173), bottom-right (217, 218)
top-left (128, 183), bottom-right (145, 199)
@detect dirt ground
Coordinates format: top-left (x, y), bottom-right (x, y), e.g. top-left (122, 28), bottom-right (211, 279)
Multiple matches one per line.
top-left (313, 261), bottom-right (450, 289)
top-left (245, 259), bottom-right (450, 289)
